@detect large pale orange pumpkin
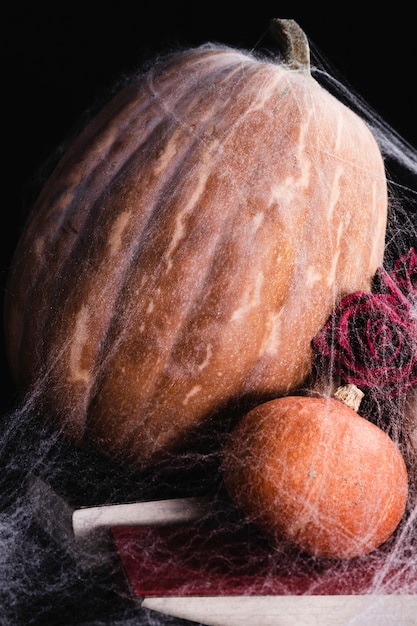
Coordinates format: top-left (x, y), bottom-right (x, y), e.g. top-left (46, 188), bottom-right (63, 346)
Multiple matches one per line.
top-left (4, 20), bottom-right (387, 467)
top-left (221, 395), bottom-right (409, 558)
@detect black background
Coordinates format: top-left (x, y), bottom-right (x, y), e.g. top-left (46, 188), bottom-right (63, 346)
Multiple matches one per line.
top-left (1, 4), bottom-right (416, 625)
top-left (2, 4), bottom-right (417, 410)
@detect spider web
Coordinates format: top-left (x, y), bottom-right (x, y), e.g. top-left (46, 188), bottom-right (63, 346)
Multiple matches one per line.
top-left (0, 40), bottom-right (416, 626)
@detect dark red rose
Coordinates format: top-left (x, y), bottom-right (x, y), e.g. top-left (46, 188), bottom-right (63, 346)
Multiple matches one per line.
top-left (312, 267), bottom-right (417, 399)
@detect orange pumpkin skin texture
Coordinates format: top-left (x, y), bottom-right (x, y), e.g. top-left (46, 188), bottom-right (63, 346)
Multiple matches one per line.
top-left (4, 41), bottom-right (387, 467)
top-left (222, 396), bottom-right (409, 558)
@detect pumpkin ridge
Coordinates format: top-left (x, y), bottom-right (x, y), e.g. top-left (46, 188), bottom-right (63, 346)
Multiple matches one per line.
top-left (43, 128), bottom-right (227, 437)
top-left (79, 124), bottom-right (250, 433)
top-left (32, 51), bottom-right (265, 414)
top-left (4, 89), bottom-right (166, 383)
top-left (15, 46), bottom-right (243, 255)
top-left (83, 145), bottom-right (251, 449)
top-left (7, 51), bottom-right (249, 388)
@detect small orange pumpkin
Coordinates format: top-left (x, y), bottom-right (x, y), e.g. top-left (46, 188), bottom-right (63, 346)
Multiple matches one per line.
top-left (4, 20), bottom-right (387, 467)
top-left (221, 395), bottom-right (409, 558)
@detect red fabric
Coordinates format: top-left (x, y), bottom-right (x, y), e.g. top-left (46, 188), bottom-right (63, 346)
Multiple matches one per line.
top-left (111, 519), bottom-right (416, 597)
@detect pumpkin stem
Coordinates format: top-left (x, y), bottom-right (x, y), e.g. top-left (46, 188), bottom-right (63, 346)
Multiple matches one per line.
top-left (269, 18), bottom-right (311, 74)
top-left (334, 384), bottom-right (365, 412)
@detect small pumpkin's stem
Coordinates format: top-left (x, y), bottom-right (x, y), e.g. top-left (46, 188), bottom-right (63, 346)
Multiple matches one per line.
top-left (334, 384), bottom-right (365, 412)
top-left (269, 18), bottom-right (311, 74)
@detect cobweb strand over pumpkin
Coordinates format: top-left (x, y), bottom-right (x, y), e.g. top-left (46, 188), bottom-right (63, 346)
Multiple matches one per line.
top-left (1, 39), bottom-right (417, 626)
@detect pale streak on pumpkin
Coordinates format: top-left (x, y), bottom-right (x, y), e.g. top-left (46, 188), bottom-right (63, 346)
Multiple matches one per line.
top-left (68, 305), bottom-right (92, 385)
top-left (152, 131), bottom-right (180, 177)
top-left (230, 270), bottom-right (264, 322)
top-left (326, 164), bottom-right (343, 222)
top-left (266, 105), bottom-right (313, 208)
top-left (258, 309), bottom-right (285, 357)
top-left (292, 108), bottom-right (313, 192)
top-left (107, 210), bottom-right (132, 257)
top-left (230, 213), bottom-right (265, 322)
top-left (328, 222), bottom-right (345, 288)
top-left (322, 161), bottom-right (344, 289)
top-left (306, 265), bottom-right (323, 287)
top-left (182, 384), bottom-right (203, 406)
top-left (146, 299), bottom-right (155, 314)
top-left (197, 343), bottom-right (213, 372)
top-left (162, 142), bottom-right (220, 271)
